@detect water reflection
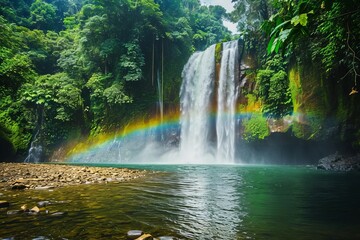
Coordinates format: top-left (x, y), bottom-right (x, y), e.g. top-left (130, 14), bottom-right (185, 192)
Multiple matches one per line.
top-left (167, 166), bottom-right (245, 239)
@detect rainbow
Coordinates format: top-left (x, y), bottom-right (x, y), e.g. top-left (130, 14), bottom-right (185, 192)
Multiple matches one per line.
top-left (62, 107), bottom-right (310, 162)
top-left (62, 111), bottom-right (179, 161)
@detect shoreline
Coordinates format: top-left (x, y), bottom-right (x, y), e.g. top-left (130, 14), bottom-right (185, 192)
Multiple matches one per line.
top-left (0, 163), bottom-right (152, 190)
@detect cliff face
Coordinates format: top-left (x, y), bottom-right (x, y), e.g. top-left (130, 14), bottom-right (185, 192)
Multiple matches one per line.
top-left (237, 50), bottom-right (360, 163)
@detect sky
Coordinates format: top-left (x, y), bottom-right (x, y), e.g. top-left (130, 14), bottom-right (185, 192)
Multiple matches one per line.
top-left (200, 0), bottom-right (238, 33)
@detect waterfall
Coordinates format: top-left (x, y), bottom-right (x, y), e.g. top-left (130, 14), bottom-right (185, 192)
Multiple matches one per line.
top-left (157, 68), bottom-right (164, 141)
top-left (24, 130), bottom-right (42, 163)
top-left (180, 45), bottom-right (216, 163)
top-left (216, 41), bottom-right (239, 163)
top-left (180, 40), bottom-right (240, 163)
top-left (24, 107), bottom-right (44, 163)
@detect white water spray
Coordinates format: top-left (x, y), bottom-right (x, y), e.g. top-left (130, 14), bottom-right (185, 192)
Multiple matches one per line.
top-left (180, 45), bottom-right (216, 163)
top-left (216, 41), bottom-right (239, 163)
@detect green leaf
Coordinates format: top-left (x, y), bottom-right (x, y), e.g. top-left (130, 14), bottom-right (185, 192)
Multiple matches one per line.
top-left (267, 35), bottom-right (276, 54)
top-left (270, 20), bottom-right (291, 37)
top-left (291, 13), bottom-right (308, 26)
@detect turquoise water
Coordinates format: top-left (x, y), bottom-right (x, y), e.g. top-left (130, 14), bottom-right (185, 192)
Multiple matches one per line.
top-left (1, 165), bottom-right (359, 239)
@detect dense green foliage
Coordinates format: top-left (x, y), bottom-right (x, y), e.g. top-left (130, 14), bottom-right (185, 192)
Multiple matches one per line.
top-left (256, 55), bottom-right (292, 118)
top-left (242, 114), bottom-right (270, 142)
top-left (231, 0), bottom-right (360, 145)
top-left (0, 0), bottom-right (231, 160)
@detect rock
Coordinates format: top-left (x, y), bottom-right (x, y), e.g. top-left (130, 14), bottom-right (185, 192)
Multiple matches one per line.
top-left (0, 200), bottom-right (10, 208)
top-left (32, 236), bottom-right (50, 240)
top-left (158, 237), bottom-right (178, 240)
top-left (30, 206), bottom-right (40, 213)
top-left (50, 211), bottom-right (67, 217)
top-left (7, 210), bottom-right (23, 215)
top-left (21, 204), bottom-right (28, 211)
top-left (135, 234), bottom-right (153, 240)
top-left (127, 230), bottom-right (143, 239)
top-left (11, 184), bottom-right (26, 190)
top-left (317, 153), bottom-right (360, 172)
top-left (35, 186), bottom-right (54, 190)
top-left (37, 201), bottom-right (50, 207)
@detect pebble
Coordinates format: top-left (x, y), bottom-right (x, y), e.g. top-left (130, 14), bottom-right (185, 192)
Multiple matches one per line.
top-left (34, 186), bottom-right (54, 190)
top-left (50, 212), bottom-right (67, 217)
top-left (127, 230), bottom-right (143, 239)
top-left (7, 210), bottom-right (23, 215)
top-left (30, 206), bottom-right (40, 213)
top-left (158, 237), bottom-right (178, 240)
top-left (37, 201), bottom-right (51, 207)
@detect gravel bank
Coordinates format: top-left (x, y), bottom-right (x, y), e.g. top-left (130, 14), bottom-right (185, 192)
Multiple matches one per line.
top-left (0, 163), bottom-right (150, 190)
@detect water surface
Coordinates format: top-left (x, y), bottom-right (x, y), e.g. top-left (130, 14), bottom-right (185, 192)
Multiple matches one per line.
top-left (1, 165), bottom-right (359, 239)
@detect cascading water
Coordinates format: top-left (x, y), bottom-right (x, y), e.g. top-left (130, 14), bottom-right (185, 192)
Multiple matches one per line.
top-left (24, 130), bottom-right (42, 163)
top-left (180, 45), bottom-right (216, 163)
top-left (24, 108), bottom-right (44, 163)
top-left (179, 40), bottom-right (240, 163)
top-left (157, 68), bottom-right (164, 141)
top-left (216, 41), bottom-right (239, 163)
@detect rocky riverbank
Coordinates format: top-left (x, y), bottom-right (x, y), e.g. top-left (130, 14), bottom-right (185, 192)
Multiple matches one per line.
top-left (0, 163), bottom-right (151, 190)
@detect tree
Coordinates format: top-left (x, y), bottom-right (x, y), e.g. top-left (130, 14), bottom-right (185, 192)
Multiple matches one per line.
top-left (29, 0), bottom-right (57, 30)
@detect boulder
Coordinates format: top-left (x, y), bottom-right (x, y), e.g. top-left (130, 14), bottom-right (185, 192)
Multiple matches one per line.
top-left (317, 153), bottom-right (360, 171)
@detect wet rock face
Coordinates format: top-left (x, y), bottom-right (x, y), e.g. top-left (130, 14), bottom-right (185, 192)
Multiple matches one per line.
top-left (317, 153), bottom-right (360, 171)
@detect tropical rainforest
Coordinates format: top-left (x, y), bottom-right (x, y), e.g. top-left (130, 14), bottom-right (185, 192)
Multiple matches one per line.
top-left (0, 0), bottom-right (359, 162)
